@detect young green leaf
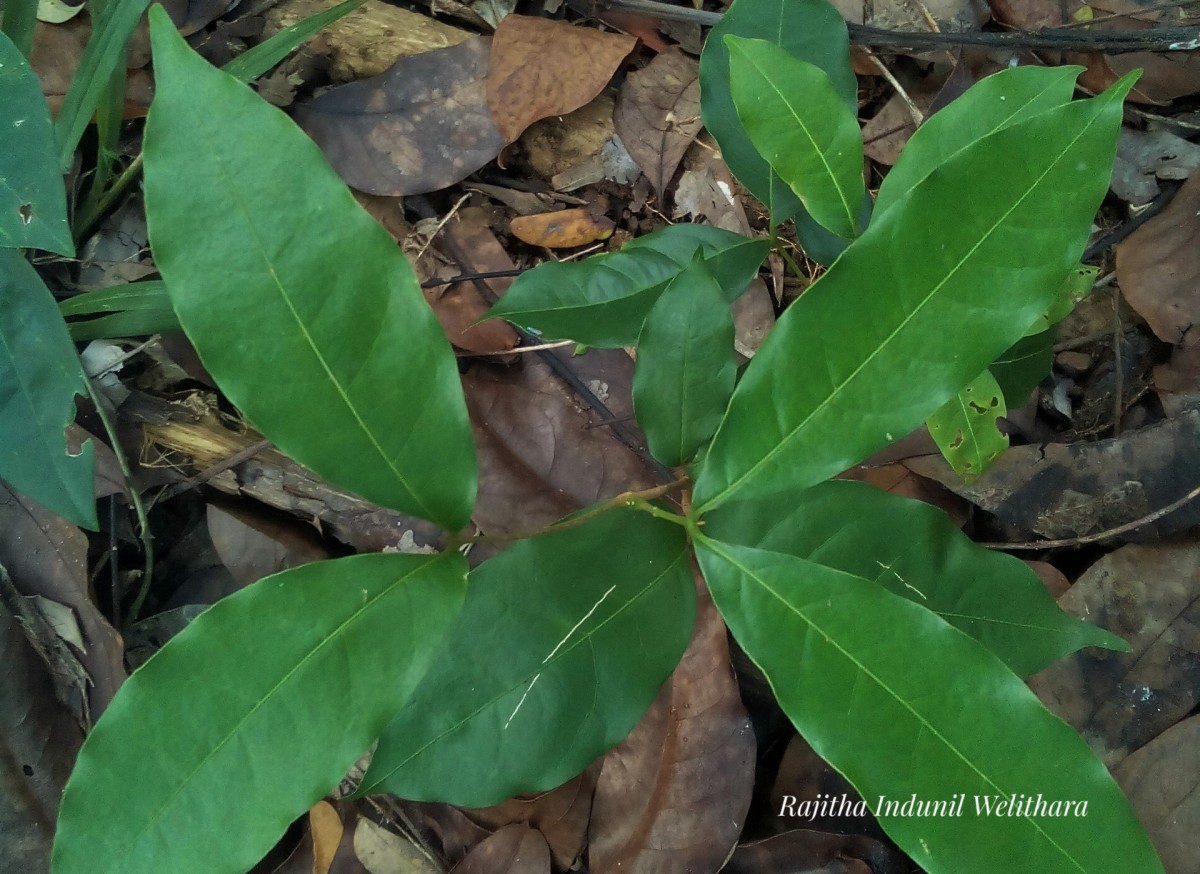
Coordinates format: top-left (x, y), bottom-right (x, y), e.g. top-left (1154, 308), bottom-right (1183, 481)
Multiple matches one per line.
top-left (693, 77), bottom-right (1135, 514)
top-left (0, 249), bottom-right (96, 529)
top-left (52, 551), bottom-right (467, 874)
top-left (874, 65), bottom-right (1081, 221)
top-left (926, 369), bottom-right (1009, 481)
top-left (702, 479), bottom-right (1125, 677)
top-left (633, 257), bottom-right (736, 465)
top-left (726, 36), bottom-right (866, 241)
top-left (0, 33), bottom-right (73, 255)
top-left (487, 224), bottom-right (767, 347)
top-left (694, 537), bottom-right (1164, 874)
top-left (143, 7), bottom-right (476, 530)
top-left (359, 507), bottom-right (695, 807)
top-left (698, 0), bottom-right (856, 228)
top-left (59, 281), bottom-right (182, 341)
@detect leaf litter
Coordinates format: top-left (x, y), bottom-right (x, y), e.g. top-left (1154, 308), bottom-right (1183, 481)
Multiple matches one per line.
top-left (14, 0), bottom-right (1200, 870)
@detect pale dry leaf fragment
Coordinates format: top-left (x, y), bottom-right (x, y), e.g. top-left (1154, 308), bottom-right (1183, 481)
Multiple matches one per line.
top-left (297, 36), bottom-right (505, 196)
top-left (613, 49), bottom-right (703, 195)
top-left (353, 816), bottom-right (441, 874)
top-left (1112, 128), bottom-right (1200, 205)
top-left (487, 15), bottom-right (636, 144)
top-left (672, 150), bottom-right (753, 236)
top-left (509, 207), bottom-right (615, 248)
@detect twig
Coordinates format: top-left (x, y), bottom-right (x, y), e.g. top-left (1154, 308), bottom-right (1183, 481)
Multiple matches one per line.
top-left (421, 268), bottom-right (526, 288)
top-left (864, 49), bottom-right (925, 127)
top-left (977, 481), bottom-right (1200, 550)
top-left (585, 0), bottom-right (1200, 53)
top-left (154, 438), bottom-right (274, 504)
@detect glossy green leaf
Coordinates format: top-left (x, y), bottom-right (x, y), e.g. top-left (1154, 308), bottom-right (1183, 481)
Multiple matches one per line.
top-left (1029, 262), bottom-right (1098, 336)
top-left (60, 281), bottom-right (182, 340)
top-left (927, 368), bottom-right (1008, 480)
top-left (991, 330), bottom-right (1053, 406)
top-left (0, 33), bottom-right (73, 255)
top-left (695, 537), bottom-right (1163, 874)
top-left (360, 507), bottom-right (695, 807)
top-left (0, 249), bottom-right (96, 529)
top-left (633, 257), bottom-right (736, 465)
top-left (703, 479), bottom-right (1125, 677)
top-left (53, 551), bottom-right (467, 874)
top-left (693, 78), bottom-right (1135, 514)
top-left (726, 36), bottom-right (865, 240)
top-left (55, 0), bottom-right (151, 170)
top-left (0, 0), bottom-right (37, 59)
top-left (874, 65), bottom-right (1081, 220)
top-left (698, 0), bottom-right (856, 227)
top-left (487, 224), bottom-right (767, 347)
top-left (143, 8), bottom-right (475, 530)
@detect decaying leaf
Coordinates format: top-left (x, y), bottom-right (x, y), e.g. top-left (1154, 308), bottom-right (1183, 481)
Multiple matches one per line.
top-left (509, 207), bottom-right (615, 248)
top-left (588, 586), bottom-right (754, 873)
top-left (354, 817), bottom-right (441, 873)
top-left (452, 824), bottom-right (551, 874)
top-left (206, 502), bottom-right (330, 588)
top-left (487, 15), bottom-right (636, 144)
top-left (613, 49), bottom-right (703, 195)
top-left (1111, 129), bottom-right (1200, 205)
top-left (1029, 535), bottom-right (1200, 767)
top-left (298, 37), bottom-right (505, 196)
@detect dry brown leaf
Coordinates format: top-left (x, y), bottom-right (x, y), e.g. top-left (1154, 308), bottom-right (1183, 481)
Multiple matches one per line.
top-left (1028, 534), bottom-right (1200, 767)
top-left (520, 95), bottom-right (615, 181)
top-left (450, 824), bottom-right (551, 874)
top-left (264, 0), bottom-right (472, 81)
top-left (612, 49), bottom-right (703, 195)
top-left (434, 208), bottom-right (522, 355)
top-left (0, 483), bottom-right (125, 720)
top-left (724, 830), bottom-right (900, 874)
top-left (310, 800), bottom-right (346, 874)
top-left (353, 817), bottom-right (441, 874)
top-left (731, 277), bottom-right (774, 359)
top-left (206, 501), bottom-right (330, 588)
top-left (298, 37), bottom-right (505, 196)
top-left (588, 585), bottom-right (755, 873)
top-left (32, 19), bottom-right (152, 117)
top-left (1112, 715), bottom-right (1200, 873)
top-left (509, 207), bottom-right (615, 248)
top-left (1111, 129), bottom-right (1200, 206)
top-left (672, 149), bottom-right (753, 236)
top-left (487, 15), bottom-right (635, 144)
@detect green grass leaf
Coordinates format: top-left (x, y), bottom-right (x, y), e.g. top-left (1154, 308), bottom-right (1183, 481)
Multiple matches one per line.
top-left (0, 249), bottom-right (96, 528)
top-left (52, 551), bottom-right (467, 874)
top-left (60, 281), bottom-right (182, 341)
top-left (926, 369), bottom-right (1009, 481)
top-left (487, 224), bottom-right (766, 347)
top-left (703, 480), bottom-right (1126, 677)
top-left (221, 0), bottom-right (368, 84)
top-left (143, 7), bottom-right (476, 530)
top-left (695, 537), bottom-right (1164, 874)
top-left (0, 33), bottom-right (73, 255)
top-left (726, 36), bottom-right (865, 240)
top-left (633, 257), bottom-right (736, 465)
top-left (874, 65), bottom-right (1081, 221)
top-left (693, 77), bottom-right (1135, 514)
top-left (360, 507), bottom-right (695, 807)
top-left (698, 0), bottom-right (856, 229)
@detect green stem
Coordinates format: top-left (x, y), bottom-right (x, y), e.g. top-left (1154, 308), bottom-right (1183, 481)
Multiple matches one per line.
top-left (775, 243), bottom-right (806, 282)
top-left (83, 375), bottom-right (154, 624)
top-left (74, 152), bottom-right (143, 243)
top-left (626, 499), bottom-right (688, 527)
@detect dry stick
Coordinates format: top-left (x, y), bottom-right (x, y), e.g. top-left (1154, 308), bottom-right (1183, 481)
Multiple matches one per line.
top-left (1112, 292), bottom-right (1125, 436)
top-left (978, 481), bottom-right (1200, 550)
top-left (864, 49), bottom-right (925, 127)
top-left (589, 0), bottom-right (1200, 53)
top-left (153, 438), bottom-right (274, 504)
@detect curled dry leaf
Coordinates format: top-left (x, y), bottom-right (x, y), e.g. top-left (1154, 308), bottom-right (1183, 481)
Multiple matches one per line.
top-left (297, 37), bottom-right (505, 196)
top-left (451, 824), bottom-right (551, 874)
top-left (588, 584), bottom-right (755, 874)
top-left (487, 15), bottom-right (636, 144)
top-left (509, 207), bottom-right (615, 249)
top-left (613, 49), bottom-right (703, 195)
top-left (1029, 535), bottom-right (1200, 767)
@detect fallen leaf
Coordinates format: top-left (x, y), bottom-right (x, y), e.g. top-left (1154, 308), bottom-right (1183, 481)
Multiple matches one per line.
top-left (588, 584), bottom-right (755, 873)
top-left (1112, 715), bottom-right (1199, 874)
top-left (450, 824), bottom-right (551, 874)
top-left (206, 501), bottom-right (330, 588)
top-left (298, 37), bottom-right (505, 196)
top-left (1029, 535), bottom-right (1200, 767)
top-left (263, 0), bottom-right (472, 81)
top-left (613, 49), bottom-right (703, 195)
top-left (31, 19), bottom-right (152, 116)
top-left (310, 800), bottom-right (345, 874)
top-left (487, 15), bottom-right (636, 144)
top-left (731, 276), bottom-right (774, 358)
top-left (672, 149), bottom-right (753, 236)
top-left (520, 94), bottom-right (614, 181)
top-left (509, 207), bottom-right (615, 248)
top-left (724, 830), bottom-right (902, 874)
top-left (353, 816), bottom-right (441, 874)
top-left (1111, 129), bottom-right (1200, 205)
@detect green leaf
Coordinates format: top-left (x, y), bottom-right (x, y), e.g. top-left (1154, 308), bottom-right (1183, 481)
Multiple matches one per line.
top-left (359, 507), bottom-right (695, 807)
top-left (991, 330), bottom-right (1053, 407)
top-left (927, 368), bottom-right (1009, 480)
top-left (703, 479), bottom-right (1125, 677)
top-left (633, 257), bottom-right (736, 465)
top-left (222, 0), bottom-right (368, 83)
top-left (60, 281), bottom-right (183, 340)
top-left (55, 0), bottom-right (152, 171)
top-left (695, 537), bottom-right (1164, 874)
top-left (874, 65), bottom-right (1081, 220)
top-left (0, 0), bottom-right (37, 59)
top-left (487, 224), bottom-right (767, 347)
top-left (0, 249), bottom-right (96, 529)
top-left (143, 7), bottom-right (476, 530)
top-left (726, 36), bottom-right (865, 240)
top-left (698, 0), bottom-right (857, 228)
top-left (53, 551), bottom-right (467, 874)
top-left (0, 33), bottom-right (73, 255)
top-left (693, 77), bottom-right (1135, 514)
